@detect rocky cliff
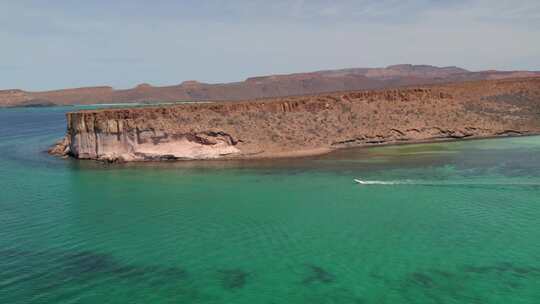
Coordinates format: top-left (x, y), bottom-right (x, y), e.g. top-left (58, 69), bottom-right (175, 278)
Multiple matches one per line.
top-left (50, 77), bottom-right (540, 161)
top-left (3, 64), bottom-right (540, 107)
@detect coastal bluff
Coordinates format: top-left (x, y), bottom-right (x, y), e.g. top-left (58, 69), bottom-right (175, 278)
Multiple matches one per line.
top-left (50, 77), bottom-right (540, 162)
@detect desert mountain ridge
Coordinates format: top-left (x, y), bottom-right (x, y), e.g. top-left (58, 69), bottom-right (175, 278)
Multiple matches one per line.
top-left (2, 64), bottom-right (540, 107)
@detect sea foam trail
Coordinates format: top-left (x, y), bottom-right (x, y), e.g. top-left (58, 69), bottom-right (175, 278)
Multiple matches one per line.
top-left (354, 179), bottom-right (411, 185)
top-left (354, 179), bottom-right (540, 187)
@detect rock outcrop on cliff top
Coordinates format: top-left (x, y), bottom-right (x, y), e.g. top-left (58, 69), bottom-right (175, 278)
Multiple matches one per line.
top-left (50, 77), bottom-right (540, 162)
top-left (2, 64), bottom-right (540, 107)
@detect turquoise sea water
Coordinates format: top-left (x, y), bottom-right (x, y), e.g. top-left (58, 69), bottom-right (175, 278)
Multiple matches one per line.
top-left (1, 107), bottom-right (540, 303)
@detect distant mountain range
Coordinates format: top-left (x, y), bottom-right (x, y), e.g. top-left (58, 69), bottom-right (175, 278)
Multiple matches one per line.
top-left (1, 64), bottom-right (539, 107)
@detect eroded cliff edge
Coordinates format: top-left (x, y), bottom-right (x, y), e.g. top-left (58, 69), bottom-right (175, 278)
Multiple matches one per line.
top-left (50, 77), bottom-right (540, 161)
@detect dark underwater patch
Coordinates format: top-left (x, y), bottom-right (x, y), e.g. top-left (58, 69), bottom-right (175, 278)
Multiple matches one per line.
top-left (409, 272), bottom-right (435, 288)
top-left (396, 262), bottom-right (540, 303)
top-left (0, 248), bottom-right (188, 290)
top-left (218, 268), bottom-right (250, 290)
top-left (62, 251), bottom-right (122, 276)
top-left (302, 264), bottom-right (336, 285)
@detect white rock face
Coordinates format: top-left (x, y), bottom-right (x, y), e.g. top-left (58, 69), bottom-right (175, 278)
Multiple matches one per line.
top-left (61, 113), bottom-right (241, 161)
top-left (68, 131), bottom-right (240, 161)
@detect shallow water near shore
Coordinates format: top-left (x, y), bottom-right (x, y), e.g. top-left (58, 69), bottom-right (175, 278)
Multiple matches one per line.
top-left (1, 106), bottom-right (540, 303)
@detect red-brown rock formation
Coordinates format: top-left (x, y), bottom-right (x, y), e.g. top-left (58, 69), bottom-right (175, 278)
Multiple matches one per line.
top-left (50, 77), bottom-right (540, 162)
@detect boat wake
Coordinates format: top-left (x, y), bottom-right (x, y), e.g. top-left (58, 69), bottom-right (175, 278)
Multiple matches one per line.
top-left (354, 178), bottom-right (540, 187)
top-left (354, 179), bottom-right (410, 185)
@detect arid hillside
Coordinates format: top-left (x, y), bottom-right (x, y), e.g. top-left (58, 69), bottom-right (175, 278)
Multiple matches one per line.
top-left (50, 77), bottom-right (540, 161)
top-left (3, 64), bottom-right (540, 107)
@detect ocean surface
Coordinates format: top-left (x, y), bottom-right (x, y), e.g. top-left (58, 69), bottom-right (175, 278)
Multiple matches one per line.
top-left (1, 106), bottom-right (540, 304)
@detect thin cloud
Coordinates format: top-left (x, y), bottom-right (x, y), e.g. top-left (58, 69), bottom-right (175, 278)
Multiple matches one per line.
top-left (0, 0), bottom-right (538, 90)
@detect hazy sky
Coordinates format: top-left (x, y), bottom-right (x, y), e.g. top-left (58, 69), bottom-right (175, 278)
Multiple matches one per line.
top-left (1, 0), bottom-right (539, 90)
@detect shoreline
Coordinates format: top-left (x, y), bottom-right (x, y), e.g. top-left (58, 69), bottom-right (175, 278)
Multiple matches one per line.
top-left (173, 132), bottom-right (540, 162)
top-left (57, 133), bottom-right (540, 164)
top-left (169, 132), bottom-right (540, 161)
